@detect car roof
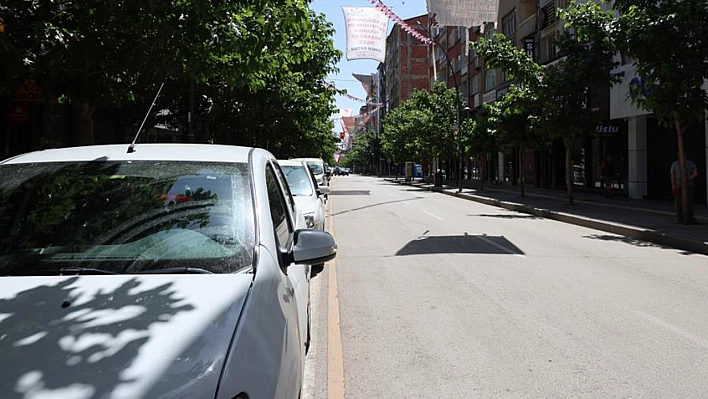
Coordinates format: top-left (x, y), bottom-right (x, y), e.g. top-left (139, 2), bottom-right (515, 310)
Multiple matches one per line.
top-left (277, 159), bottom-right (307, 167)
top-left (290, 157), bottom-right (324, 163)
top-left (1, 144), bottom-right (260, 164)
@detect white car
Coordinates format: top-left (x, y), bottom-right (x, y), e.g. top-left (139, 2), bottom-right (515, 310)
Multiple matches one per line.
top-left (0, 143), bottom-right (336, 399)
top-left (291, 157), bottom-right (329, 189)
top-left (279, 159), bottom-right (331, 231)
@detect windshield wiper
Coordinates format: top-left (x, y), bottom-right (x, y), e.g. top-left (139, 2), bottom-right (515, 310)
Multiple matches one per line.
top-left (135, 267), bottom-right (213, 274)
top-left (15, 267), bottom-right (118, 276)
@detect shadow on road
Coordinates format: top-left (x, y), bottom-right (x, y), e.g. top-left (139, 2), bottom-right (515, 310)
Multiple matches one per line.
top-left (331, 197), bottom-right (424, 216)
top-left (396, 234), bottom-right (524, 255)
top-left (471, 213), bottom-right (542, 220)
top-left (329, 190), bottom-right (371, 196)
top-left (582, 234), bottom-right (666, 249)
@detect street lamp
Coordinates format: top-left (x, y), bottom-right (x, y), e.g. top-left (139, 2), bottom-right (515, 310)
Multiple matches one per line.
top-left (418, 20), bottom-right (465, 193)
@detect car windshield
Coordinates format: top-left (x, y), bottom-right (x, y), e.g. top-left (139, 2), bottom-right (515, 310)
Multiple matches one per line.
top-left (282, 165), bottom-right (314, 196)
top-left (0, 160), bottom-right (255, 275)
top-left (306, 162), bottom-right (324, 175)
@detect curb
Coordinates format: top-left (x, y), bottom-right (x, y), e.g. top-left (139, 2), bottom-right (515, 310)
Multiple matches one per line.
top-left (389, 179), bottom-right (708, 256)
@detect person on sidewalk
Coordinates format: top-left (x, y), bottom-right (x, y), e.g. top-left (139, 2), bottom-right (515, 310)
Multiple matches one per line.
top-left (670, 158), bottom-right (699, 222)
top-left (600, 154), bottom-right (617, 199)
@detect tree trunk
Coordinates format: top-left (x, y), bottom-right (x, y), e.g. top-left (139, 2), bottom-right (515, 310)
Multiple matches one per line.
top-left (675, 120), bottom-right (691, 223)
top-left (518, 146), bottom-right (525, 197)
top-left (565, 136), bottom-right (575, 205)
top-left (74, 101), bottom-right (95, 145)
top-left (478, 155), bottom-right (486, 191)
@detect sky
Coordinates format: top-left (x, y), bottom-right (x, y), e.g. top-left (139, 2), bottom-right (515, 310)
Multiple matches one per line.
top-left (309, 0), bottom-right (429, 132)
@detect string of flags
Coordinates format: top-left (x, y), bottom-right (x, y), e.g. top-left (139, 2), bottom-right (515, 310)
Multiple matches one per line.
top-left (330, 103), bottom-right (384, 122)
top-left (323, 81), bottom-right (383, 107)
top-left (367, 0), bottom-right (434, 45)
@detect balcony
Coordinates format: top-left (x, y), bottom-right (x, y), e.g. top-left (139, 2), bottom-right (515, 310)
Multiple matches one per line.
top-left (518, 14), bottom-right (536, 39)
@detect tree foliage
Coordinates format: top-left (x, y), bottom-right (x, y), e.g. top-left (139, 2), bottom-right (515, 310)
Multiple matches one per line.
top-left (472, 6), bottom-right (617, 202)
top-left (0, 0), bottom-right (340, 157)
top-left (381, 82), bottom-right (458, 165)
top-left (473, 34), bottom-right (545, 196)
top-left (340, 130), bottom-right (379, 172)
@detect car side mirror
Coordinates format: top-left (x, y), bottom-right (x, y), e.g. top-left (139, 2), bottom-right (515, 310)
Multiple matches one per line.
top-left (317, 186), bottom-right (332, 196)
top-left (291, 229), bottom-right (337, 265)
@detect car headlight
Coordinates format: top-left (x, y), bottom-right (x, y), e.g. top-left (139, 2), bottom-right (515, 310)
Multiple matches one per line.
top-left (304, 214), bottom-right (315, 228)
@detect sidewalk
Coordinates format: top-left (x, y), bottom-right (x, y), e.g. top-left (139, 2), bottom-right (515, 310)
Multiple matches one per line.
top-left (386, 177), bottom-right (708, 256)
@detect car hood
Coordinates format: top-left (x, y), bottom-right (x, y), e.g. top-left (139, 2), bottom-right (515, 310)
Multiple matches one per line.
top-left (0, 274), bottom-right (252, 399)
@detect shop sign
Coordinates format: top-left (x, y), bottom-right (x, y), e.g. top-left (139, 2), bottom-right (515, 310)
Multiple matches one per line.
top-left (595, 123), bottom-right (620, 137)
top-left (8, 103), bottom-right (29, 124)
top-left (523, 37), bottom-right (535, 61)
top-left (15, 80), bottom-right (44, 103)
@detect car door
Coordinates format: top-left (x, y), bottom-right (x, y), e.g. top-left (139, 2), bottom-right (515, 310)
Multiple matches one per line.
top-left (269, 161), bottom-right (311, 353)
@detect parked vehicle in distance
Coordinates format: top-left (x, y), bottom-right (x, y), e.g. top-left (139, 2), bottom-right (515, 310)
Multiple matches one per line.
top-left (0, 143), bottom-right (337, 399)
top-left (291, 157), bottom-right (329, 188)
top-left (279, 159), bottom-right (330, 231)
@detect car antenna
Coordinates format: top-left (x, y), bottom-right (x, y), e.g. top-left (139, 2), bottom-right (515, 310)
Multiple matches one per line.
top-left (127, 82), bottom-right (165, 153)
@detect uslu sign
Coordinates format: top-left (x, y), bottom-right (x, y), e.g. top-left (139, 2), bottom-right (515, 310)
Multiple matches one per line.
top-left (595, 123), bottom-right (620, 137)
top-left (342, 7), bottom-right (389, 63)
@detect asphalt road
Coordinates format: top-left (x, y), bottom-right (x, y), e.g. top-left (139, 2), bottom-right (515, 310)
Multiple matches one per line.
top-left (304, 175), bottom-right (708, 399)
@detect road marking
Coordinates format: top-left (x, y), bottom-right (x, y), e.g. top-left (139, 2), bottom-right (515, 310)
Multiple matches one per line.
top-left (633, 311), bottom-right (708, 350)
top-left (327, 198), bottom-right (346, 399)
top-left (422, 209), bottom-right (443, 220)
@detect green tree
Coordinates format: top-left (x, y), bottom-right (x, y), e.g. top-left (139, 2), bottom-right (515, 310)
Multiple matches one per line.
top-left (547, 1), bottom-right (619, 204)
top-left (381, 83), bottom-right (458, 171)
top-left (473, 34), bottom-right (544, 197)
top-left (608, 0), bottom-right (708, 222)
top-left (341, 130), bottom-right (379, 173)
top-left (474, 6), bottom-right (617, 203)
top-left (1, 0), bottom-right (340, 153)
top-left (460, 104), bottom-right (498, 190)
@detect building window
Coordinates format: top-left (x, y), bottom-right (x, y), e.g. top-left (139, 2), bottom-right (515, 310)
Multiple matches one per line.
top-left (544, 34), bottom-right (557, 62)
top-left (471, 75), bottom-right (478, 94)
top-left (485, 69), bottom-right (497, 91)
top-left (502, 10), bottom-right (516, 40)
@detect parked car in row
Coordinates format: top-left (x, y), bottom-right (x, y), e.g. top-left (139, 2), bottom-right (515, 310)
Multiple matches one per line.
top-left (279, 159), bottom-right (330, 231)
top-left (290, 157), bottom-right (329, 188)
top-left (0, 143), bottom-right (336, 399)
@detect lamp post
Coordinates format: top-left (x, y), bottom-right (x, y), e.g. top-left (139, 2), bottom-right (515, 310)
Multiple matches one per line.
top-left (418, 21), bottom-right (465, 193)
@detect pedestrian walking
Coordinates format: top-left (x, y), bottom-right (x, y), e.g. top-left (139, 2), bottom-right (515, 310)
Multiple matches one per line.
top-left (670, 158), bottom-right (699, 223)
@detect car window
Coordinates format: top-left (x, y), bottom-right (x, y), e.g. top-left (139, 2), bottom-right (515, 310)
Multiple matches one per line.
top-left (0, 161), bottom-right (255, 274)
top-left (282, 165), bottom-right (314, 196)
top-left (306, 161), bottom-right (324, 175)
top-left (265, 164), bottom-right (293, 248)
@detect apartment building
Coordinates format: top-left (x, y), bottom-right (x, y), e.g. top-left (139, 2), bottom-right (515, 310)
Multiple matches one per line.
top-left (465, 0), bottom-right (707, 204)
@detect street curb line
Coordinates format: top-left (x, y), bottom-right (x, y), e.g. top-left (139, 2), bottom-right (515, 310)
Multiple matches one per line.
top-left (327, 196), bottom-right (346, 399)
top-left (389, 179), bottom-right (708, 256)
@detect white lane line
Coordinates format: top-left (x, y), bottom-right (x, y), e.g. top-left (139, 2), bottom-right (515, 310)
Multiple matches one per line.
top-left (633, 310), bottom-right (708, 350)
top-left (422, 209), bottom-right (443, 220)
top-left (477, 234), bottom-right (525, 257)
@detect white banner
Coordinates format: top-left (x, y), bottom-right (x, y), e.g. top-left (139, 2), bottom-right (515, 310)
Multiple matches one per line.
top-left (426, 0), bottom-right (499, 28)
top-left (342, 7), bottom-right (389, 63)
